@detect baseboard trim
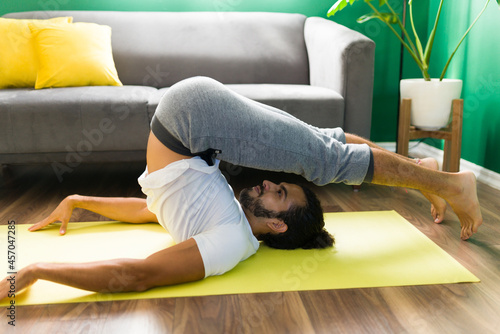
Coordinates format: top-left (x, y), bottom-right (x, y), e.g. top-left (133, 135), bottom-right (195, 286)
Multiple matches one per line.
top-left (376, 142), bottom-right (500, 191)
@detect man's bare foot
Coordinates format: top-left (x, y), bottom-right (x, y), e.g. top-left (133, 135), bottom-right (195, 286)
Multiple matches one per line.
top-left (445, 171), bottom-right (483, 240)
top-left (418, 158), bottom-right (448, 223)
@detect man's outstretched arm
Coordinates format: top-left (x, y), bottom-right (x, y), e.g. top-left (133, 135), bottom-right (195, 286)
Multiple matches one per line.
top-left (29, 195), bottom-right (158, 235)
top-left (0, 238), bottom-right (204, 299)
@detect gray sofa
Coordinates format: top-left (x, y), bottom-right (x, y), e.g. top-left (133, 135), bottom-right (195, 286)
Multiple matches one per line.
top-left (0, 11), bottom-right (375, 174)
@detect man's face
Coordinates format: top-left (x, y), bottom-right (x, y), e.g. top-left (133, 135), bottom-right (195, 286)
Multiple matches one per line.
top-left (239, 180), bottom-right (306, 217)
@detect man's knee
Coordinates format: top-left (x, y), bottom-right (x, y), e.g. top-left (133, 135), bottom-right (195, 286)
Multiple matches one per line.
top-left (158, 76), bottom-right (223, 118)
top-left (168, 76), bottom-right (222, 100)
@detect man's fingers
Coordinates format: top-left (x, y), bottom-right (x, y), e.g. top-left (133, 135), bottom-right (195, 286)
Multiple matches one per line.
top-left (28, 218), bottom-right (62, 232)
top-left (28, 220), bottom-right (49, 232)
top-left (59, 220), bottom-right (68, 235)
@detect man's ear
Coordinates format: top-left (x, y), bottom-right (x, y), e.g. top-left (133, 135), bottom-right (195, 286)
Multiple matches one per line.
top-left (266, 220), bottom-right (288, 234)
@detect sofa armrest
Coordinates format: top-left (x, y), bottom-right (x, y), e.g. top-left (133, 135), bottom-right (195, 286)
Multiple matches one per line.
top-left (304, 17), bottom-right (375, 138)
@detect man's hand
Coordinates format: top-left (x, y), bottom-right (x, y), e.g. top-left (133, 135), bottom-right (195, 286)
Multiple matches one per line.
top-left (0, 265), bottom-right (38, 301)
top-left (29, 195), bottom-right (77, 235)
top-left (30, 195), bottom-right (157, 236)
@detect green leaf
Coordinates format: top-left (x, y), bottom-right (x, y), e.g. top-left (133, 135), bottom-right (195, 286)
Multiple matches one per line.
top-left (327, 0), bottom-right (359, 17)
top-left (357, 12), bottom-right (398, 24)
top-left (409, 0), bottom-right (425, 64)
top-left (423, 0), bottom-right (444, 67)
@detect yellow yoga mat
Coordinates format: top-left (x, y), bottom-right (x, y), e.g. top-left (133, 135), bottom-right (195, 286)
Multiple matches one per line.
top-left (0, 211), bottom-right (479, 306)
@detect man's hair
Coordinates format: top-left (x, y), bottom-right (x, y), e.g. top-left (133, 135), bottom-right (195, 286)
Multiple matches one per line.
top-left (260, 185), bottom-right (334, 250)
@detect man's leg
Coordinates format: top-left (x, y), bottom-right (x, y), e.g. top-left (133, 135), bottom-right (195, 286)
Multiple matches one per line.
top-left (345, 133), bottom-right (447, 223)
top-left (369, 147), bottom-right (482, 240)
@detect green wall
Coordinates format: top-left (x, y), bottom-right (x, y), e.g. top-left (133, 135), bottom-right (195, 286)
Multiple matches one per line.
top-left (1, 0), bottom-right (499, 173)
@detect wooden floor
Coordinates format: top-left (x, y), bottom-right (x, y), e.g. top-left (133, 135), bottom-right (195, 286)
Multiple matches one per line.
top-left (1, 162), bottom-right (499, 334)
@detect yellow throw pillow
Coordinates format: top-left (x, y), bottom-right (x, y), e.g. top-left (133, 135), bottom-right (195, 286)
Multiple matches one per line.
top-left (0, 16), bottom-right (73, 89)
top-left (29, 22), bottom-right (122, 89)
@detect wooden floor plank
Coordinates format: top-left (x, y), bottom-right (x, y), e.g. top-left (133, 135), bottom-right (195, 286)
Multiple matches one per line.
top-left (237, 292), bottom-right (315, 334)
top-left (172, 295), bottom-right (241, 334)
top-left (100, 298), bottom-right (176, 333)
top-left (299, 288), bottom-right (407, 334)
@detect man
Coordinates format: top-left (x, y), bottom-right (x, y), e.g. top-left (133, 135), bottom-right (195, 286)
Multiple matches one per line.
top-left (0, 77), bottom-right (482, 298)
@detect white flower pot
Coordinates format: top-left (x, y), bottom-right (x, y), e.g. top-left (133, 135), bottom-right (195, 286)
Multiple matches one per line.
top-left (400, 79), bottom-right (463, 130)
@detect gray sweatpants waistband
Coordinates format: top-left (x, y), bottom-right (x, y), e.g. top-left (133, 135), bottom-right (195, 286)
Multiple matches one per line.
top-left (152, 115), bottom-right (193, 157)
top-left (152, 115), bottom-right (218, 166)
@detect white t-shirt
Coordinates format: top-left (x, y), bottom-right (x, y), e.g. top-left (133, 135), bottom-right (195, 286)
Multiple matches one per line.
top-left (138, 157), bottom-right (260, 277)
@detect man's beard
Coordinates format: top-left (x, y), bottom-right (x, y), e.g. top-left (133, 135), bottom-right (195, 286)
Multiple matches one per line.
top-left (239, 187), bottom-right (279, 219)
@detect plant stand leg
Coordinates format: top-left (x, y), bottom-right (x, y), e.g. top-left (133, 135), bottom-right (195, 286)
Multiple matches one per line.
top-left (397, 99), bottom-right (411, 157)
top-left (448, 99), bottom-right (463, 172)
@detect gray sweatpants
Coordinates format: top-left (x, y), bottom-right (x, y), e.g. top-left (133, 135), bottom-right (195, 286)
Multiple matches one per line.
top-left (151, 76), bottom-right (372, 186)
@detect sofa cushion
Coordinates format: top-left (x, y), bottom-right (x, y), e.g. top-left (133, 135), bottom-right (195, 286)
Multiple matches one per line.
top-left (0, 16), bottom-right (73, 89)
top-left (147, 84), bottom-right (344, 129)
top-left (4, 11), bottom-right (310, 87)
top-left (29, 22), bottom-right (122, 89)
top-left (0, 86), bottom-right (155, 154)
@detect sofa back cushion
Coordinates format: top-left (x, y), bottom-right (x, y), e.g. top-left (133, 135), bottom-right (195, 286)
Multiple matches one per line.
top-left (4, 11), bottom-right (310, 87)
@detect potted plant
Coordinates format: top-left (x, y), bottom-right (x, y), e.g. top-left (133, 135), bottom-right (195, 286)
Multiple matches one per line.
top-left (327, 0), bottom-right (499, 130)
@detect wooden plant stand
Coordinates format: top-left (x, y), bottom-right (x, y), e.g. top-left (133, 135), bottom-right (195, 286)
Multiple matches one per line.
top-left (397, 98), bottom-right (463, 172)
